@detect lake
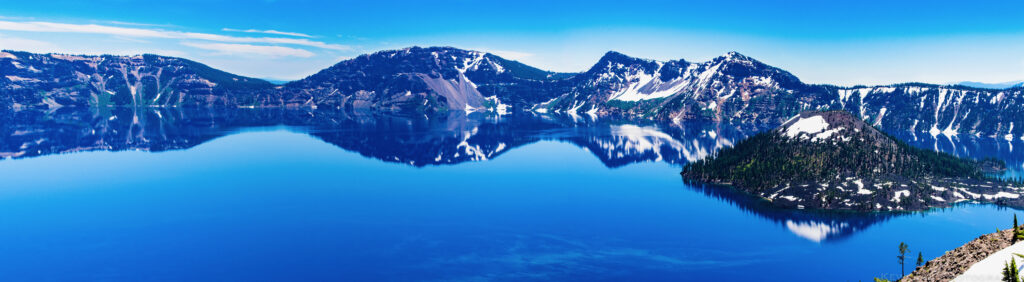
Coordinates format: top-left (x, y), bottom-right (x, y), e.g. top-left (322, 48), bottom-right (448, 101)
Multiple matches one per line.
top-left (0, 107), bottom-right (1021, 281)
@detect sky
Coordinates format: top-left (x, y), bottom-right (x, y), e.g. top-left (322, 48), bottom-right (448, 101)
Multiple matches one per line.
top-left (0, 0), bottom-right (1022, 85)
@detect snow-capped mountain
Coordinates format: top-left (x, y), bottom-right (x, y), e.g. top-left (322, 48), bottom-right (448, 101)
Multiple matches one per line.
top-left (0, 50), bottom-right (272, 110)
top-left (276, 46), bottom-right (573, 114)
top-left (3, 46), bottom-right (1023, 139)
top-left (829, 84), bottom-right (1024, 139)
top-left (537, 50), bottom-right (812, 125)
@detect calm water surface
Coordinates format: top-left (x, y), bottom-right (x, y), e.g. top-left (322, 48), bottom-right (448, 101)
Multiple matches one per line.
top-left (0, 108), bottom-right (1021, 281)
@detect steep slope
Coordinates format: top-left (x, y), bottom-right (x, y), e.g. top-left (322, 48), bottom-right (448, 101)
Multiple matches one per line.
top-left (541, 51), bottom-right (1024, 139)
top-left (826, 83), bottom-right (1024, 138)
top-left (0, 51), bottom-right (273, 109)
top-left (681, 110), bottom-right (1024, 211)
top-left (276, 46), bottom-right (574, 114)
top-left (3, 47), bottom-right (1023, 138)
top-left (538, 51), bottom-right (818, 124)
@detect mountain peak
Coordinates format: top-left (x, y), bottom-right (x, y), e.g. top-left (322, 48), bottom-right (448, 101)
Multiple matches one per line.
top-left (598, 50), bottom-right (638, 62)
top-left (715, 51), bottom-right (755, 63)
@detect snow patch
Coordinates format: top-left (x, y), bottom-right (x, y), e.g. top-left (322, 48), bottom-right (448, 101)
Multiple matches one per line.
top-left (892, 190), bottom-right (910, 203)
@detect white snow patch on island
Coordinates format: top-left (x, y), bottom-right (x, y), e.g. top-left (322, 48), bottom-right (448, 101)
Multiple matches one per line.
top-left (853, 180), bottom-right (873, 195)
top-left (982, 192), bottom-right (1020, 200)
top-left (778, 195), bottom-right (800, 202)
top-left (892, 190), bottom-right (910, 203)
top-left (784, 116), bottom-right (844, 142)
top-left (785, 116), bottom-right (829, 138)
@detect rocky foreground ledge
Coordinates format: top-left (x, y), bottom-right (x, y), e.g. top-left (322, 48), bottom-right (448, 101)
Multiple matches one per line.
top-left (903, 228), bottom-right (1015, 281)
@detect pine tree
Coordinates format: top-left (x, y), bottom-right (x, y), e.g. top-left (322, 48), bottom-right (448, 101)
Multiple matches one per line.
top-left (898, 242), bottom-right (909, 278)
top-left (916, 252), bottom-right (924, 268)
top-left (1002, 257), bottom-right (1020, 282)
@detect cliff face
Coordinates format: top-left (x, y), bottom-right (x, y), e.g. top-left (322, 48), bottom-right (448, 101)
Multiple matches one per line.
top-left (0, 51), bottom-right (273, 110)
top-left (275, 46), bottom-right (574, 114)
top-left (3, 47), bottom-right (1024, 139)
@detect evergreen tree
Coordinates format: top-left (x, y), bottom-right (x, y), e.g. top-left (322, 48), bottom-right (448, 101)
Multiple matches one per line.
top-left (1015, 214), bottom-right (1020, 243)
top-left (898, 242), bottom-right (909, 278)
top-left (1002, 257), bottom-right (1020, 282)
top-left (916, 252), bottom-right (923, 268)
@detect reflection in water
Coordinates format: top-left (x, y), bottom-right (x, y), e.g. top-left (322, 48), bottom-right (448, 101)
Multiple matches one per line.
top-left (0, 107), bottom-right (763, 168)
top-left (2, 107), bottom-right (1022, 243)
top-left (893, 131), bottom-right (1024, 178)
top-left (685, 182), bottom-right (897, 242)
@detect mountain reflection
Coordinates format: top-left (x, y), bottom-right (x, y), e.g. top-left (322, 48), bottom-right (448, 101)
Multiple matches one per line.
top-left (3, 107), bottom-right (1022, 243)
top-left (0, 107), bottom-right (764, 167)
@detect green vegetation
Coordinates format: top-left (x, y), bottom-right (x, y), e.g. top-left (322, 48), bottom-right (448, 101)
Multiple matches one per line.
top-left (1015, 214), bottom-right (1021, 243)
top-left (604, 99), bottom-right (639, 110)
top-left (144, 54), bottom-right (273, 91)
top-left (484, 54), bottom-right (575, 81)
top-left (681, 117), bottom-right (989, 192)
top-left (1002, 254), bottom-right (1024, 282)
top-left (899, 242), bottom-right (909, 278)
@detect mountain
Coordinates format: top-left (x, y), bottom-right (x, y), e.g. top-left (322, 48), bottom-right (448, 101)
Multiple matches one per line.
top-left (681, 110), bottom-right (1023, 211)
top-left (0, 50), bottom-right (273, 110)
top-left (272, 47), bottom-right (1024, 139)
top-left (275, 46), bottom-right (575, 114)
top-left (539, 51), bottom-right (1024, 139)
top-left (3, 46), bottom-right (1024, 139)
top-left (957, 80), bottom-right (1024, 89)
top-left (536, 51), bottom-right (815, 124)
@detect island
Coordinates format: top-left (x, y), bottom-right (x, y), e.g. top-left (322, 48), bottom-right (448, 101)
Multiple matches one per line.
top-left (681, 110), bottom-right (1024, 211)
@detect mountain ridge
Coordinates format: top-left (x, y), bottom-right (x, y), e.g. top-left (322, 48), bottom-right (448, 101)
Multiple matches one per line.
top-left (2, 46), bottom-right (1023, 138)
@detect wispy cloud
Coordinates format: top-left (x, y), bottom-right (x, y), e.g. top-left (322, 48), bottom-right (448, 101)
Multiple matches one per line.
top-left (0, 20), bottom-right (348, 51)
top-left (222, 28), bottom-right (313, 38)
top-left (0, 34), bottom-right (57, 50)
top-left (103, 20), bottom-right (176, 28)
top-left (181, 42), bottom-right (314, 57)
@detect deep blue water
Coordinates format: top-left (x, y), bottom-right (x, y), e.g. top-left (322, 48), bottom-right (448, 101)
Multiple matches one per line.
top-left (1, 108), bottom-right (1023, 281)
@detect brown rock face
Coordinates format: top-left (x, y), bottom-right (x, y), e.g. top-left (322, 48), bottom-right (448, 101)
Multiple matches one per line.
top-left (903, 229), bottom-right (1015, 281)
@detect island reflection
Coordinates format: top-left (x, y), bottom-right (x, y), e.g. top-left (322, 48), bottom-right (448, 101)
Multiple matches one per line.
top-left (2, 107), bottom-right (1022, 242)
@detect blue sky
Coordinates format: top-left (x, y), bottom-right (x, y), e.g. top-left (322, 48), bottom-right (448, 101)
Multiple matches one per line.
top-left (1, 0), bottom-right (1023, 85)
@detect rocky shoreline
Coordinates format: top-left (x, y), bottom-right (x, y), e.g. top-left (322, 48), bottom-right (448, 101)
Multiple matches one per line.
top-left (902, 228), bottom-right (1015, 281)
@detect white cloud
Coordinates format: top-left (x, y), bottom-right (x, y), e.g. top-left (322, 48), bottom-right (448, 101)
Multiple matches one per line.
top-left (222, 28), bottom-right (313, 38)
top-left (0, 34), bottom-right (58, 51)
top-left (0, 20), bottom-right (349, 51)
top-left (182, 42), bottom-right (314, 58)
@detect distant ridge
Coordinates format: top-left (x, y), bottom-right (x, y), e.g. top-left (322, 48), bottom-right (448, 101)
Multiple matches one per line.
top-left (956, 80), bottom-right (1024, 89)
top-left (2, 46), bottom-right (1023, 138)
